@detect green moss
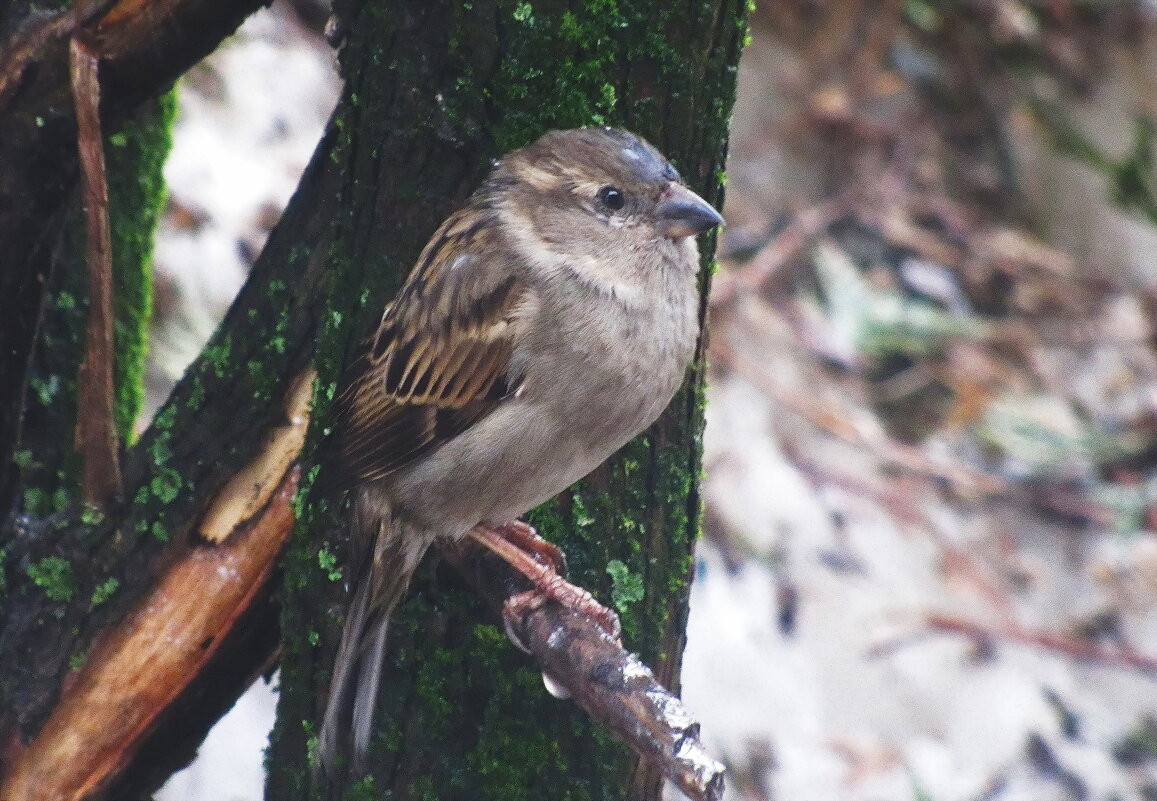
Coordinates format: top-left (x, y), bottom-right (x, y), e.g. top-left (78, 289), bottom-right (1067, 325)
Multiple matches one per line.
top-left (317, 546), bottom-right (342, 582)
top-left (202, 335), bottom-right (233, 379)
top-left (15, 87), bottom-right (173, 542)
top-left (347, 776), bottom-right (379, 801)
top-left (27, 557), bottom-right (76, 602)
top-left (90, 576), bottom-right (120, 606)
top-left (50, 486), bottom-right (71, 513)
top-left (29, 375), bottom-right (61, 406)
top-left (150, 520), bottom-right (170, 542)
top-left (149, 467), bottom-right (183, 504)
top-left (106, 88), bottom-right (176, 442)
top-left (23, 488), bottom-right (48, 517)
top-left (606, 559), bottom-right (644, 610)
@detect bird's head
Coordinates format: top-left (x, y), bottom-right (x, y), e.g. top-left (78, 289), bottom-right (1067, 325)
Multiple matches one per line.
top-left (489, 127), bottom-right (724, 267)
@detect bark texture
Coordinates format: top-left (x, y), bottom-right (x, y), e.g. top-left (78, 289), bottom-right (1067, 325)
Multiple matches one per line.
top-left (270, 1), bottom-right (748, 800)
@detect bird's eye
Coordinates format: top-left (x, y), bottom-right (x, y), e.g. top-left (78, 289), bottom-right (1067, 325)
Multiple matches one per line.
top-left (596, 186), bottom-right (625, 211)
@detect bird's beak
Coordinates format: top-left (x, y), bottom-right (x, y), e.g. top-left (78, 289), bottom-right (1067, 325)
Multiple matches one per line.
top-left (655, 183), bottom-right (725, 239)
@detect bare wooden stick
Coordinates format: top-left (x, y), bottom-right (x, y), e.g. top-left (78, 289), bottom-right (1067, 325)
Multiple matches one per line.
top-left (69, 33), bottom-right (123, 507)
top-left (866, 612), bottom-right (1157, 676)
top-left (0, 368), bottom-right (312, 800)
top-left (519, 604), bottom-right (725, 801)
top-left (448, 541), bottom-right (725, 801)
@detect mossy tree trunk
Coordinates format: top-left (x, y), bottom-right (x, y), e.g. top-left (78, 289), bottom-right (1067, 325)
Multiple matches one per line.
top-left (0, 0), bottom-right (266, 513)
top-left (0, 0), bottom-right (746, 798)
top-left (271, 1), bottom-right (748, 800)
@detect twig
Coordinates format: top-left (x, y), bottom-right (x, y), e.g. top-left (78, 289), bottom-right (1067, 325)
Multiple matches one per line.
top-left (785, 450), bottom-right (1019, 620)
top-left (710, 332), bottom-right (1007, 497)
top-left (70, 34), bottom-right (123, 507)
top-left (521, 605), bottom-right (724, 801)
top-left (448, 542), bottom-right (725, 801)
top-left (871, 613), bottom-right (1157, 676)
top-left (925, 613), bottom-right (1157, 674)
top-left (711, 192), bottom-right (852, 307)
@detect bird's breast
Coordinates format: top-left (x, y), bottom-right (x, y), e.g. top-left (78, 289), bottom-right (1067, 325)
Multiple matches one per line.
top-left (388, 245), bottom-right (699, 535)
top-left (520, 249), bottom-right (699, 445)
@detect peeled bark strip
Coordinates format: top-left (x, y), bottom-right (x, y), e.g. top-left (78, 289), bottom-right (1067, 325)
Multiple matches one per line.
top-left (0, 0), bottom-right (265, 514)
top-left (198, 369), bottom-right (316, 544)
top-left (70, 34), bottom-right (123, 506)
top-left (1, 361), bottom-right (312, 797)
top-left (0, 467), bottom-right (299, 801)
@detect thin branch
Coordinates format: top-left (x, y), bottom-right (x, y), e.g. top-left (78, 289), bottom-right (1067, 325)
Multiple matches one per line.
top-left (69, 34), bottom-right (123, 507)
top-left (519, 605), bottom-right (725, 801)
top-left (868, 613), bottom-right (1157, 676)
top-left (0, 0), bottom-right (266, 515)
top-left (449, 542), bottom-right (725, 801)
top-left (923, 613), bottom-right (1157, 675)
top-left (709, 332), bottom-right (1008, 497)
top-left (0, 367), bottom-right (313, 800)
top-left (711, 192), bottom-right (853, 307)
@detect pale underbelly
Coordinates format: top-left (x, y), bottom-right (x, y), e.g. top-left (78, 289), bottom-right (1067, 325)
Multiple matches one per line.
top-left (384, 382), bottom-right (670, 537)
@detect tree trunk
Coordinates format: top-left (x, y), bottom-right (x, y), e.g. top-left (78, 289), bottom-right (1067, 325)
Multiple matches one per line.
top-left (270, 2), bottom-right (747, 800)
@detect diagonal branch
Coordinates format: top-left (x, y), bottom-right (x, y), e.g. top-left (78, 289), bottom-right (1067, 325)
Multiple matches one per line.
top-left (449, 541), bottom-right (726, 801)
top-left (0, 368), bottom-right (314, 801)
top-left (515, 605), bottom-right (725, 801)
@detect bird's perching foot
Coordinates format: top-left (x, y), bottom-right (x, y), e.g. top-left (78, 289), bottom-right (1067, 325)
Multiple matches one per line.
top-left (467, 522), bottom-right (622, 650)
top-left (490, 520), bottom-right (568, 577)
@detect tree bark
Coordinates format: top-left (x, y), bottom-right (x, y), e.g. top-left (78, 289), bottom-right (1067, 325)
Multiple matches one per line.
top-left (271, 2), bottom-right (747, 800)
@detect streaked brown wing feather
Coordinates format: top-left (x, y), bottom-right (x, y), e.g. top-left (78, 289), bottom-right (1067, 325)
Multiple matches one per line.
top-left (326, 206), bottom-right (527, 490)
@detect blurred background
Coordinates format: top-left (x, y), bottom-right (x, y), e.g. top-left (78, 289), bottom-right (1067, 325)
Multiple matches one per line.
top-left (151, 3), bottom-right (1157, 800)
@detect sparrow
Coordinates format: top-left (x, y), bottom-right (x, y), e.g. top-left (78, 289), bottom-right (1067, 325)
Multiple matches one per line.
top-left (317, 126), bottom-right (724, 776)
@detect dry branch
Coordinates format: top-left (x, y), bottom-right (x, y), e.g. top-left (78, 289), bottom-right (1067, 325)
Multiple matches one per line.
top-left (69, 34), bottom-right (123, 507)
top-left (711, 192), bottom-right (853, 307)
top-left (516, 605), bottom-right (725, 801)
top-left (0, 468), bottom-right (297, 800)
top-left (450, 541), bottom-right (726, 801)
top-left (709, 332), bottom-right (1008, 498)
top-left (0, 368), bottom-right (313, 801)
top-left (0, 0), bottom-right (266, 513)
top-left (864, 612), bottom-right (1157, 676)
top-left (923, 613), bottom-right (1157, 675)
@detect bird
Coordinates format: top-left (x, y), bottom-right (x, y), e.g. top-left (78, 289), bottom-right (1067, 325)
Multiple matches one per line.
top-left (317, 126), bottom-right (724, 777)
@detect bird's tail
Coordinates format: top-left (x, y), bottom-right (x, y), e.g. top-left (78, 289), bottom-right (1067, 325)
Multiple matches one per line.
top-left (318, 501), bottom-right (429, 779)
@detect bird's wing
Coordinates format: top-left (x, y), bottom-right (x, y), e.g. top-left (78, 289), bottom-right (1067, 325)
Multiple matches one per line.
top-left (326, 206), bottom-right (530, 489)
